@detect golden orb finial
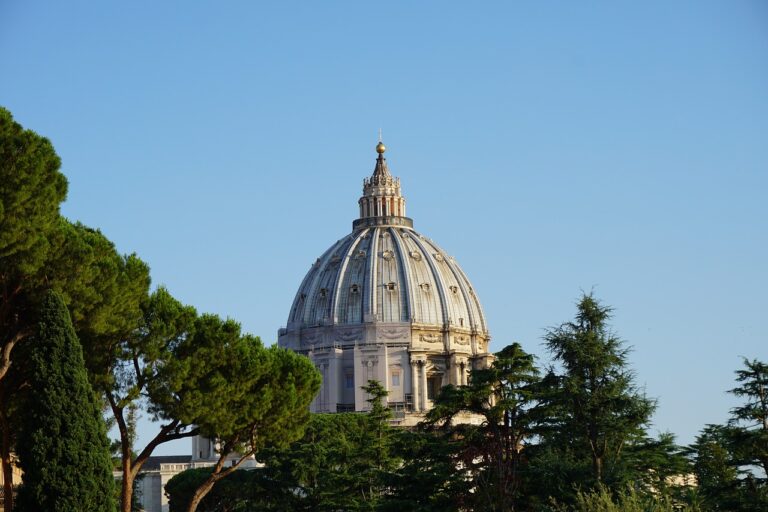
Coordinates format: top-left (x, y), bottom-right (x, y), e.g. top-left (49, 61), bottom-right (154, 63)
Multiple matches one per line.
top-left (376, 141), bottom-right (386, 154)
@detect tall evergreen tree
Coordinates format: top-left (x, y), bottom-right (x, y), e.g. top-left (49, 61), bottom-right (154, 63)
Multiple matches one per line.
top-left (728, 358), bottom-right (768, 478)
top-left (538, 294), bottom-right (655, 492)
top-left (15, 291), bottom-right (115, 512)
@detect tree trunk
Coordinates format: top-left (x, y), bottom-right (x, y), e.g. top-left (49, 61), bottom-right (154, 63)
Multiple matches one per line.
top-left (186, 475), bottom-right (218, 512)
top-left (186, 448), bottom-right (252, 512)
top-left (592, 455), bottom-right (603, 483)
top-left (120, 458), bottom-right (134, 512)
top-left (1, 407), bottom-right (13, 512)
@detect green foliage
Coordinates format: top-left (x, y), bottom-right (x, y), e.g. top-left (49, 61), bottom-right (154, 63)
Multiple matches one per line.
top-left (625, 432), bottom-right (692, 499)
top-left (382, 428), bottom-right (471, 511)
top-left (0, 106), bottom-right (67, 280)
top-left (538, 293), bottom-right (656, 493)
top-left (687, 425), bottom-right (741, 509)
top-left (165, 467), bottom-right (269, 512)
top-left (549, 485), bottom-right (700, 512)
top-left (0, 106), bottom-right (68, 389)
top-left (163, 319), bottom-right (321, 511)
top-left (153, 315), bottom-right (320, 452)
top-left (684, 359), bottom-right (768, 511)
top-left (261, 412), bottom-right (383, 511)
top-left (45, 219), bottom-right (151, 385)
top-left (167, 409), bottom-right (399, 512)
top-left (15, 291), bottom-right (115, 512)
top-left (728, 358), bottom-right (768, 477)
top-left (419, 342), bottom-right (541, 511)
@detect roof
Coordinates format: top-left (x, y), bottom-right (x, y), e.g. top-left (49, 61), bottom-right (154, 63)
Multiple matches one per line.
top-left (141, 455), bottom-right (192, 471)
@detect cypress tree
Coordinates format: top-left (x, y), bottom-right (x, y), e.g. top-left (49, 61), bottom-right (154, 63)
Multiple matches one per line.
top-left (15, 291), bottom-right (115, 512)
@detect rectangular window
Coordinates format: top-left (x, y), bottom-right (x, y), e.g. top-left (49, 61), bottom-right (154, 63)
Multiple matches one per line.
top-left (391, 372), bottom-right (400, 387)
top-left (345, 374), bottom-right (354, 389)
top-left (427, 376), bottom-right (441, 400)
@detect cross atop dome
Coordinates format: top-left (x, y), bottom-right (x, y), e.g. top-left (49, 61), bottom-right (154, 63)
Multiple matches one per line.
top-left (354, 140), bottom-right (413, 230)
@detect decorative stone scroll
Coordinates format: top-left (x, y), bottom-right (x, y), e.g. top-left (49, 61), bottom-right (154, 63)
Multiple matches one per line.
top-left (453, 336), bottom-right (469, 346)
top-left (335, 330), bottom-right (360, 343)
top-left (419, 333), bottom-right (441, 344)
top-left (378, 327), bottom-right (409, 340)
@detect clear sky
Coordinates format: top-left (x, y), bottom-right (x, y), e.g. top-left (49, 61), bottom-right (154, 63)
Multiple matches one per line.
top-left (2, 1), bottom-right (766, 456)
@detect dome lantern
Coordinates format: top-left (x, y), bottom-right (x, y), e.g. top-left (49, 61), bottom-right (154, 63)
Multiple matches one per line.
top-left (354, 140), bottom-right (412, 230)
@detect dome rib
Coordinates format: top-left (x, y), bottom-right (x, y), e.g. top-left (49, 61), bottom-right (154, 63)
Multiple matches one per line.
top-left (301, 235), bottom-right (351, 327)
top-left (389, 227), bottom-right (415, 322)
top-left (332, 228), bottom-right (369, 324)
top-left (408, 234), bottom-right (451, 329)
top-left (365, 227), bottom-right (380, 321)
top-left (453, 262), bottom-right (488, 333)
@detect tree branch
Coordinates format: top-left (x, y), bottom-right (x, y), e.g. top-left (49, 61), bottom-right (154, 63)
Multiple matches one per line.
top-left (0, 328), bottom-right (32, 381)
top-left (131, 420), bottom-right (198, 479)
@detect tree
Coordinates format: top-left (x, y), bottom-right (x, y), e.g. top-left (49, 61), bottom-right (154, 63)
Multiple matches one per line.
top-left (0, 108), bottom-right (68, 509)
top-left (687, 425), bottom-right (742, 511)
top-left (104, 287), bottom-right (198, 512)
top-left (419, 343), bottom-right (540, 511)
top-left (625, 431), bottom-right (692, 499)
top-left (165, 467), bottom-right (267, 512)
top-left (684, 360), bottom-right (768, 512)
top-left (539, 294), bottom-right (655, 490)
top-left (382, 427), bottom-right (470, 512)
top-left (14, 291), bottom-right (115, 511)
top-left (728, 358), bottom-right (768, 477)
top-left (0, 215), bottom-right (152, 510)
top-left (166, 320), bottom-right (320, 512)
top-left (0, 107), bottom-right (68, 383)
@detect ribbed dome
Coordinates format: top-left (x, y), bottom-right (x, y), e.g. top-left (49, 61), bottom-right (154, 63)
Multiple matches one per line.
top-left (286, 226), bottom-right (488, 335)
top-left (278, 140), bottom-right (493, 418)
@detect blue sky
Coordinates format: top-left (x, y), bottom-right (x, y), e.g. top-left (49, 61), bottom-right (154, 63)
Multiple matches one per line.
top-left (2, 1), bottom-right (766, 455)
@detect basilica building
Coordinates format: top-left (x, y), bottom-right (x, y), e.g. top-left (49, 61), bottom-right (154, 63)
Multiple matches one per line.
top-left (278, 141), bottom-right (493, 424)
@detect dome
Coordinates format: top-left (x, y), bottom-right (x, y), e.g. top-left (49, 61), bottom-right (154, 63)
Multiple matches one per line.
top-left (278, 141), bottom-right (493, 420)
top-left (285, 227), bottom-right (488, 335)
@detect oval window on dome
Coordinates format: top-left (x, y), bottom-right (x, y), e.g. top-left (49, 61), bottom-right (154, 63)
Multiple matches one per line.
top-left (382, 250), bottom-right (394, 260)
top-left (386, 282), bottom-right (397, 291)
top-left (350, 284), bottom-right (360, 294)
top-left (409, 251), bottom-right (422, 261)
top-left (433, 253), bottom-right (444, 262)
top-left (420, 282), bottom-right (431, 291)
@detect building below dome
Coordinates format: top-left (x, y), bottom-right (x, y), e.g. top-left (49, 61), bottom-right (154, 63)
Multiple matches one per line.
top-left (278, 141), bottom-right (493, 423)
